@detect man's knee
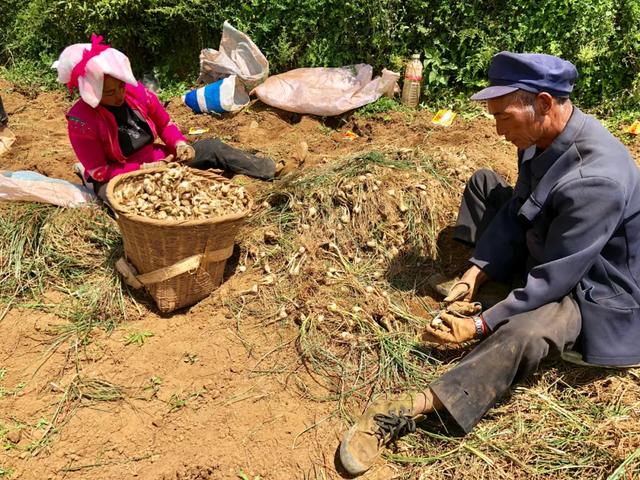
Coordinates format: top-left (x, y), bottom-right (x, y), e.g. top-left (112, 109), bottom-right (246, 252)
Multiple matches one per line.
top-left (490, 297), bottom-right (581, 357)
top-left (494, 318), bottom-right (548, 349)
top-left (468, 168), bottom-right (502, 191)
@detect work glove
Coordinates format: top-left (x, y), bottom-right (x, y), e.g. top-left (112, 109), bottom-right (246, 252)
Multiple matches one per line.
top-left (444, 280), bottom-right (473, 303)
top-left (422, 301), bottom-right (487, 345)
top-left (175, 142), bottom-right (196, 163)
top-left (140, 155), bottom-right (174, 170)
top-left (141, 160), bottom-right (166, 170)
top-left (443, 265), bottom-right (488, 303)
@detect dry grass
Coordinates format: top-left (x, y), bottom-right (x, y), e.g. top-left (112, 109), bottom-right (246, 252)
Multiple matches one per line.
top-left (0, 203), bottom-right (128, 335)
top-left (388, 364), bottom-right (640, 479)
top-left (25, 374), bottom-right (127, 455)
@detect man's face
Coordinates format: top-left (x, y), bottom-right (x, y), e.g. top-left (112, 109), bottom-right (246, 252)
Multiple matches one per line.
top-left (100, 75), bottom-right (126, 107)
top-left (487, 94), bottom-right (544, 150)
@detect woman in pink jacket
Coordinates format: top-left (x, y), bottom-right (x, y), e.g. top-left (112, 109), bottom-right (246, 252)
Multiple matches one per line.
top-left (53, 36), bottom-right (275, 200)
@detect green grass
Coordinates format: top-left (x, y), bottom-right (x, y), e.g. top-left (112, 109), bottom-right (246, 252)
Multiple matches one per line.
top-left (237, 470), bottom-right (262, 480)
top-left (317, 124), bottom-right (335, 136)
top-left (355, 96), bottom-right (410, 118)
top-left (0, 57), bottom-right (59, 95)
top-left (167, 390), bottom-right (204, 413)
top-left (0, 466), bottom-right (14, 478)
top-left (123, 330), bottom-right (154, 346)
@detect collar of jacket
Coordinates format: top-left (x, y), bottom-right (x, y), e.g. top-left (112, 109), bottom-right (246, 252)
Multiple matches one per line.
top-left (95, 83), bottom-right (158, 163)
top-left (518, 107), bottom-right (587, 222)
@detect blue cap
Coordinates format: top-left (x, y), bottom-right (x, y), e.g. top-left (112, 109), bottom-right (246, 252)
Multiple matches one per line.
top-left (471, 51), bottom-right (578, 101)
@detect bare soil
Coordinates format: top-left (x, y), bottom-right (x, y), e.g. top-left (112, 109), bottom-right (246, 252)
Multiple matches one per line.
top-left (1, 77), bottom-right (638, 480)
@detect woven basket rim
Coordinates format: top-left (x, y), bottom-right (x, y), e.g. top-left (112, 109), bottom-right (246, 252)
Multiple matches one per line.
top-left (105, 166), bottom-right (252, 226)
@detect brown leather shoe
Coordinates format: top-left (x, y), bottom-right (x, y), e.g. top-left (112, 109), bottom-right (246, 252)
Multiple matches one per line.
top-left (339, 393), bottom-right (423, 476)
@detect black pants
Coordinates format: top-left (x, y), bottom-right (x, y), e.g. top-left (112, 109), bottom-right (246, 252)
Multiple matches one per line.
top-left (430, 169), bottom-right (582, 433)
top-left (188, 138), bottom-right (275, 180)
top-left (94, 138), bottom-right (276, 202)
top-left (453, 168), bottom-right (513, 245)
top-left (0, 95), bottom-right (7, 126)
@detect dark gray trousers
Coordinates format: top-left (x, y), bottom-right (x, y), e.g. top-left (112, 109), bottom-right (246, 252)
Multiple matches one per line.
top-left (0, 95), bottom-right (7, 126)
top-left (430, 169), bottom-right (582, 433)
top-left (453, 168), bottom-right (513, 245)
top-left (188, 138), bottom-right (276, 180)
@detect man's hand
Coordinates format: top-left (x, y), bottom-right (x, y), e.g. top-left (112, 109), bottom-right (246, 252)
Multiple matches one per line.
top-left (176, 142), bottom-right (196, 163)
top-left (444, 265), bottom-right (489, 303)
top-left (422, 311), bottom-right (478, 344)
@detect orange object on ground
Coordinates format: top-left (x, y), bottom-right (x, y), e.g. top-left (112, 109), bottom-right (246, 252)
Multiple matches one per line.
top-left (624, 120), bottom-right (640, 135)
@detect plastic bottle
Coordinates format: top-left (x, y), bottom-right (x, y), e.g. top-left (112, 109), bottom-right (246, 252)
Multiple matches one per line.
top-left (401, 54), bottom-right (423, 108)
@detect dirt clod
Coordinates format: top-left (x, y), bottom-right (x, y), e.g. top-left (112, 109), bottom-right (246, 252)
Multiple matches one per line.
top-left (6, 429), bottom-right (21, 444)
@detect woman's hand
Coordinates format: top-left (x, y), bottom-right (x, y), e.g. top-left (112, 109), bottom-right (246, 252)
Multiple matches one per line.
top-left (141, 154), bottom-right (174, 170)
top-left (175, 141), bottom-right (196, 163)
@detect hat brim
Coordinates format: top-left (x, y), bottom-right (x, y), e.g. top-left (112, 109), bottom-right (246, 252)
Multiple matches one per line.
top-left (470, 85), bottom-right (519, 101)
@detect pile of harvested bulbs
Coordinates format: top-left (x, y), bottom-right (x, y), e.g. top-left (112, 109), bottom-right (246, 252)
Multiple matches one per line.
top-left (113, 164), bottom-right (250, 221)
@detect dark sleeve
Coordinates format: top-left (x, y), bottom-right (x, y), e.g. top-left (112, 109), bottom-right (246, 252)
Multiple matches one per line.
top-left (483, 176), bottom-right (626, 330)
top-left (469, 195), bottom-right (527, 283)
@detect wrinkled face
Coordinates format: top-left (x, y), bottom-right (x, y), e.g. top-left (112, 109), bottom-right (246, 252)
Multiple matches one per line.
top-left (100, 75), bottom-right (126, 107)
top-left (487, 94), bottom-right (544, 150)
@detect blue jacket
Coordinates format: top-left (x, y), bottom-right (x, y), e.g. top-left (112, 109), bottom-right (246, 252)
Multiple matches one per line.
top-left (472, 107), bottom-right (640, 366)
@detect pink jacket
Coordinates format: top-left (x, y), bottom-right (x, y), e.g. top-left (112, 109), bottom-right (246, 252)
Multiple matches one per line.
top-left (66, 82), bottom-right (187, 182)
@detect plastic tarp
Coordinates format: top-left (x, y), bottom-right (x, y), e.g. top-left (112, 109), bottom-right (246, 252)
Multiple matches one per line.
top-left (0, 171), bottom-right (94, 207)
top-left (198, 21), bottom-right (269, 91)
top-left (252, 64), bottom-right (400, 116)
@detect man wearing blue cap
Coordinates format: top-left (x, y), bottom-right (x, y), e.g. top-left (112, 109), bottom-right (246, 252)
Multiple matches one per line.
top-left (339, 51), bottom-right (640, 476)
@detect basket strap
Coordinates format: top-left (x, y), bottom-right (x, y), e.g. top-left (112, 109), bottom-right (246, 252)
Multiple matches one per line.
top-left (115, 257), bottom-right (144, 289)
top-left (119, 245), bottom-right (235, 287)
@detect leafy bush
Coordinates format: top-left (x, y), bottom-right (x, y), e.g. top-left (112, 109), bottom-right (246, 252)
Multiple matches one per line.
top-left (1, 0), bottom-right (639, 110)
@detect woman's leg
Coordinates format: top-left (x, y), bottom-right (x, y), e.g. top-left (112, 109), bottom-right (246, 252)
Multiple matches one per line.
top-left (188, 138), bottom-right (276, 180)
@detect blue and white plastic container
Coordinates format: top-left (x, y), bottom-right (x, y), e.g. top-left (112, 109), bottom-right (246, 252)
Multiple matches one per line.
top-left (182, 75), bottom-right (249, 114)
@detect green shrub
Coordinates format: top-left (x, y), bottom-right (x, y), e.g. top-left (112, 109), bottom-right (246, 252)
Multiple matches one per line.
top-left (1, 0), bottom-right (639, 110)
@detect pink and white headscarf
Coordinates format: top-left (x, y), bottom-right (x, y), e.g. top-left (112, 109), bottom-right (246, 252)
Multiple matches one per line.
top-left (52, 34), bottom-right (138, 108)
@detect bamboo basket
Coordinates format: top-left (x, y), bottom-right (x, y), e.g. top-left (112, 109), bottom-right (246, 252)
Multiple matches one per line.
top-left (106, 167), bottom-right (252, 313)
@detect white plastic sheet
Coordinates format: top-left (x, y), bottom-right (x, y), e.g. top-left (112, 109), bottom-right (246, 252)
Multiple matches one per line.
top-left (252, 64), bottom-right (400, 116)
top-left (0, 171), bottom-right (94, 207)
top-left (198, 21), bottom-right (269, 91)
